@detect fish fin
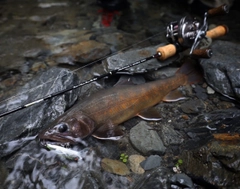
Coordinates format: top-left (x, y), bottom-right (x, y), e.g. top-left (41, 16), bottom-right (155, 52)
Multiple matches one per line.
top-left (163, 89), bottom-right (187, 102)
top-left (92, 121), bottom-right (123, 140)
top-left (176, 58), bottom-right (203, 84)
top-left (137, 107), bottom-right (161, 121)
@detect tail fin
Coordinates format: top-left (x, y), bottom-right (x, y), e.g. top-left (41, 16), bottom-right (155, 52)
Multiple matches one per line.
top-left (176, 58), bottom-right (203, 85)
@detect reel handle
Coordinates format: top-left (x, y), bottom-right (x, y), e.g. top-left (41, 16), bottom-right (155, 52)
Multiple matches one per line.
top-left (206, 25), bottom-right (228, 39)
top-left (207, 4), bottom-right (229, 16)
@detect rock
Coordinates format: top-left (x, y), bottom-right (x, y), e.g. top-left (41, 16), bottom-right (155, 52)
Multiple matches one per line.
top-left (180, 99), bottom-right (206, 114)
top-left (160, 123), bottom-right (184, 146)
top-left (128, 155), bottom-right (145, 174)
top-left (206, 86), bottom-right (215, 94)
top-left (145, 67), bottom-right (178, 80)
top-left (0, 67), bottom-right (79, 144)
top-left (193, 85), bottom-right (208, 100)
top-left (170, 173), bottom-right (194, 188)
top-left (200, 40), bottom-right (240, 100)
top-left (183, 108), bottom-right (240, 150)
top-left (132, 167), bottom-right (173, 189)
top-left (103, 44), bottom-right (179, 74)
top-left (140, 155), bottom-right (162, 171)
top-left (181, 140), bottom-right (240, 188)
top-left (95, 32), bottom-right (139, 52)
top-left (101, 158), bottom-right (130, 176)
top-left (56, 40), bottom-right (111, 64)
top-left (129, 121), bottom-right (166, 155)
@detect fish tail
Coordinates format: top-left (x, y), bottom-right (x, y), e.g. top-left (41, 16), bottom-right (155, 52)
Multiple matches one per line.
top-left (176, 58), bottom-right (203, 85)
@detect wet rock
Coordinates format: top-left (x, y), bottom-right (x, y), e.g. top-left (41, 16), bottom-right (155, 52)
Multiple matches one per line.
top-left (103, 44), bottom-right (179, 74)
top-left (180, 140), bottom-right (240, 188)
top-left (183, 108), bottom-right (240, 149)
top-left (95, 32), bottom-right (139, 52)
top-left (145, 67), bottom-right (178, 80)
top-left (0, 67), bottom-right (79, 143)
top-left (128, 155), bottom-right (145, 174)
top-left (129, 121), bottom-right (166, 155)
top-left (140, 155), bottom-right (162, 171)
top-left (56, 40), bottom-right (111, 64)
top-left (132, 167), bottom-right (173, 189)
top-left (170, 173), bottom-right (194, 189)
top-left (37, 29), bottom-right (93, 53)
top-left (193, 85), bottom-right (208, 100)
top-left (160, 123), bottom-right (184, 146)
top-left (200, 40), bottom-right (240, 100)
top-left (180, 99), bottom-right (206, 114)
top-left (101, 158), bottom-right (130, 176)
top-left (23, 48), bottom-right (50, 60)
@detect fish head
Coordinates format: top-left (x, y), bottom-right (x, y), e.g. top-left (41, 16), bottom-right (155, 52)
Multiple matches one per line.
top-left (39, 114), bottom-right (95, 145)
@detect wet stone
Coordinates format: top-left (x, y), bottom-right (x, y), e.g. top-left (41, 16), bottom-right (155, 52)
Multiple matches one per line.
top-left (0, 67), bottom-right (79, 143)
top-left (200, 40), bottom-right (240, 100)
top-left (128, 154), bottom-right (145, 174)
top-left (170, 173), bottom-right (194, 189)
top-left (180, 99), bottom-right (206, 114)
top-left (159, 123), bottom-right (184, 146)
top-left (101, 158), bottom-right (130, 176)
top-left (129, 121), bottom-right (166, 155)
top-left (140, 155), bottom-right (162, 171)
top-left (56, 40), bottom-right (111, 64)
top-left (193, 85), bottom-right (208, 100)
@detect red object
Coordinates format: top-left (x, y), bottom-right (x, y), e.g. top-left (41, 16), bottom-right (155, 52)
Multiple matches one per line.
top-left (98, 9), bottom-right (119, 27)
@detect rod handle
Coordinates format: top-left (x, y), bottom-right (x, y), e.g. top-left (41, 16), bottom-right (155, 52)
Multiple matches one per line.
top-left (206, 25), bottom-right (228, 39)
top-left (207, 4), bottom-right (229, 16)
top-left (191, 48), bottom-right (212, 59)
top-left (156, 44), bottom-right (177, 61)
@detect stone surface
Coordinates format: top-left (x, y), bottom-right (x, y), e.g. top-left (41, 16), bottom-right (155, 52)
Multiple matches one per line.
top-left (180, 99), bottom-right (206, 114)
top-left (56, 40), bottom-right (111, 64)
top-left (0, 67), bottom-right (79, 143)
top-left (140, 155), bottom-right (162, 171)
top-left (200, 40), bottom-right (240, 100)
top-left (129, 121), bottom-right (166, 155)
top-left (170, 173), bottom-right (194, 188)
top-left (101, 158), bottom-right (130, 176)
top-left (159, 124), bottom-right (184, 146)
top-left (128, 154), bottom-right (145, 174)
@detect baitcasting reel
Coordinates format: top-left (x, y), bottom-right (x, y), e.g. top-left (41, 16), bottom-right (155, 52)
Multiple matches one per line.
top-left (166, 4), bottom-right (229, 55)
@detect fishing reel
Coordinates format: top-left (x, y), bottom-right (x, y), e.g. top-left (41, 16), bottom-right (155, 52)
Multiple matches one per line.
top-left (166, 4), bottom-right (229, 56)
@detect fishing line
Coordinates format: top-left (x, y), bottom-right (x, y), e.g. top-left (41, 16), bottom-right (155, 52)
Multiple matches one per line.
top-left (0, 32), bottom-right (164, 116)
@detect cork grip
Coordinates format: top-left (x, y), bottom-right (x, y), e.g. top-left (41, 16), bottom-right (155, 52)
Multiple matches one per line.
top-left (206, 25), bottom-right (228, 39)
top-left (156, 44), bottom-right (176, 61)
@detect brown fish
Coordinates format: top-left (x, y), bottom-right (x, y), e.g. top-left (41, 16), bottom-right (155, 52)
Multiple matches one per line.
top-left (38, 60), bottom-right (202, 144)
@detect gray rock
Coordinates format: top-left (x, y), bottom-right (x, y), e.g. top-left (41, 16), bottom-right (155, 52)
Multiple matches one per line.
top-left (180, 99), bottom-right (206, 114)
top-left (140, 155), bottom-right (162, 171)
top-left (0, 67), bottom-right (79, 143)
top-left (170, 173), bottom-right (194, 189)
top-left (129, 121), bottom-right (166, 155)
top-left (200, 40), bottom-right (240, 100)
top-left (160, 124), bottom-right (184, 146)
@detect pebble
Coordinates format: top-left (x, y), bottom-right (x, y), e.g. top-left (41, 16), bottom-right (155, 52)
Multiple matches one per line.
top-left (101, 158), bottom-right (130, 176)
top-left (128, 155), bottom-right (145, 174)
top-left (170, 173), bottom-right (194, 188)
top-left (140, 155), bottom-right (162, 171)
top-left (129, 121), bottom-right (166, 155)
top-left (206, 86), bottom-right (215, 94)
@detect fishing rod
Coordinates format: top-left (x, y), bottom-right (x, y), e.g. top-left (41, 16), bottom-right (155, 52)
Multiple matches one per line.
top-left (0, 4), bottom-right (229, 118)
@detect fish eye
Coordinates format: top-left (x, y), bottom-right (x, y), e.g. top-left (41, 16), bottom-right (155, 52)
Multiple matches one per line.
top-left (58, 123), bottom-right (68, 133)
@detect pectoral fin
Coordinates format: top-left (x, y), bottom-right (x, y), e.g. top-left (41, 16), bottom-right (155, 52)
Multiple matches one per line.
top-left (92, 121), bottom-right (123, 140)
top-left (163, 89), bottom-right (187, 102)
top-left (137, 107), bottom-right (161, 121)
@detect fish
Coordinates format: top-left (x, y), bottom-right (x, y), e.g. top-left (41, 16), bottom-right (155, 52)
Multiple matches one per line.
top-left (38, 59), bottom-right (202, 144)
